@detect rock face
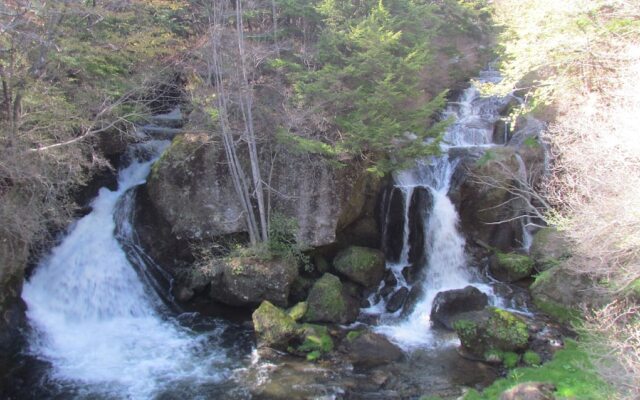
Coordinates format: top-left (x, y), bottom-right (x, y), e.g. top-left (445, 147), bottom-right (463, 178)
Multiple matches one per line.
top-left (341, 331), bottom-right (404, 368)
top-left (530, 265), bottom-right (594, 320)
top-left (430, 286), bottom-right (489, 330)
top-left (252, 301), bottom-right (300, 349)
top-left (145, 133), bottom-right (374, 248)
top-left (207, 256), bottom-right (298, 308)
top-left (408, 187), bottom-right (432, 266)
top-left (304, 273), bottom-right (359, 324)
top-left (333, 246), bottom-right (385, 288)
top-left (489, 252), bottom-right (535, 282)
top-left (453, 308), bottom-right (529, 359)
top-left (382, 187), bottom-right (406, 262)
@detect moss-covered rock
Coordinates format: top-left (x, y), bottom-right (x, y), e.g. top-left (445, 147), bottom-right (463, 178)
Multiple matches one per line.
top-left (252, 301), bottom-right (301, 349)
top-left (287, 301), bottom-right (308, 321)
top-left (333, 246), bottom-right (385, 288)
top-left (294, 323), bottom-right (334, 361)
top-left (530, 228), bottom-right (572, 271)
top-left (304, 273), bottom-right (359, 324)
top-left (530, 266), bottom-right (592, 323)
top-left (453, 307), bottom-right (529, 359)
top-left (489, 252), bottom-right (534, 282)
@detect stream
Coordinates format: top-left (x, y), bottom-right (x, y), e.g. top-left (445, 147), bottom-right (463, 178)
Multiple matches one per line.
top-left (11, 67), bottom-right (529, 399)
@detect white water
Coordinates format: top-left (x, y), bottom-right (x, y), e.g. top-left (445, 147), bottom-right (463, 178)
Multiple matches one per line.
top-left (22, 141), bottom-right (231, 399)
top-left (373, 70), bottom-right (508, 349)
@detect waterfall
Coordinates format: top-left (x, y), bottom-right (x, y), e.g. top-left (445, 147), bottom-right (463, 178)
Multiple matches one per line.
top-left (372, 68), bottom-right (510, 349)
top-left (21, 140), bottom-right (234, 399)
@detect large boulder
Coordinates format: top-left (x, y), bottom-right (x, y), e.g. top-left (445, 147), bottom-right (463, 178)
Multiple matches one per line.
top-left (304, 273), bottom-right (359, 324)
top-left (340, 331), bottom-right (404, 368)
top-left (145, 133), bottom-right (374, 248)
top-left (530, 228), bottom-right (572, 271)
top-left (500, 382), bottom-right (556, 400)
top-left (207, 256), bottom-right (298, 308)
top-left (252, 301), bottom-right (301, 349)
top-left (489, 252), bottom-right (535, 282)
top-left (453, 307), bottom-right (529, 359)
top-left (333, 246), bottom-right (385, 288)
top-left (430, 286), bottom-right (489, 330)
top-left (530, 264), bottom-right (593, 322)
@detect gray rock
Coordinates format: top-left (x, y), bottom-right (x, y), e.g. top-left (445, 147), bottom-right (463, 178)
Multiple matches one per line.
top-left (333, 246), bottom-right (385, 288)
top-left (431, 286), bottom-right (489, 330)
top-left (342, 331), bottom-right (404, 368)
top-left (386, 287), bottom-right (409, 313)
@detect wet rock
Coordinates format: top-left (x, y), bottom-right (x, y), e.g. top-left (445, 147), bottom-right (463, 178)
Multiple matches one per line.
top-left (431, 286), bottom-right (489, 330)
top-left (252, 301), bottom-right (301, 350)
top-left (380, 282), bottom-right (396, 299)
top-left (208, 256), bottom-right (298, 308)
top-left (401, 286), bottom-right (424, 317)
top-left (386, 287), bottom-right (409, 313)
top-left (304, 273), bottom-right (359, 324)
top-left (402, 265), bottom-right (420, 285)
top-left (341, 331), bottom-right (404, 368)
top-left (313, 255), bottom-right (331, 274)
top-left (289, 275), bottom-right (314, 304)
top-left (384, 271), bottom-right (398, 287)
top-left (408, 188), bottom-right (432, 266)
top-left (453, 307), bottom-right (529, 359)
top-left (333, 246), bottom-right (385, 288)
top-left (500, 382), bottom-right (556, 400)
top-left (489, 252), bottom-right (534, 282)
top-left (382, 187), bottom-right (406, 262)
top-left (530, 228), bottom-right (572, 271)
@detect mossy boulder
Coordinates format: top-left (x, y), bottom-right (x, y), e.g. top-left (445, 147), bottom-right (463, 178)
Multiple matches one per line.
top-left (208, 256), bottom-right (298, 308)
top-left (489, 252), bottom-right (534, 282)
top-left (530, 265), bottom-right (592, 323)
top-left (431, 286), bottom-right (489, 330)
top-left (294, 323), bottom-right (334, 361)
top-left (304, 273), bottom-right (359, 324)
top-left (252, 301), bottom-right (301, 349)
top-left (287, 301), bottom-right (308, 321)
top-left (530, 228), bottom-right (572, 271)
top-left (333, 246), bottom-right (385, 288)
top-left (453, 307), bottom-right (529, 359)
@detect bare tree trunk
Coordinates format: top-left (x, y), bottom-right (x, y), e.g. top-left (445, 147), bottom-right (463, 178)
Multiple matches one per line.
top-left (207, 1), bottom-right (261, 244)
top-left (271, 0), bottom-right (279, 56)
top-left (235, 0), bottom-right (269, 242)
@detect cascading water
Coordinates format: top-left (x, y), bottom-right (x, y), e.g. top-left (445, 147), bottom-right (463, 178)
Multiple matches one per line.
top-left (370, 67), bottom-right (514, 348)
top-left (21, 140), bottom-right (245, 399)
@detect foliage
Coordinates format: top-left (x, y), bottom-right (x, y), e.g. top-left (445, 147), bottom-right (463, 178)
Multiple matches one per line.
top-left (464, 340), bottom-right (611, 400)
top-left (268, 213), bottom-right (311, 270)
top-left (523, 350), bottom-right (542, 366)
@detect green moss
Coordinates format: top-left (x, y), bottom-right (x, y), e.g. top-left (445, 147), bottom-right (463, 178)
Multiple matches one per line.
top-left (494, 251), bottom-right (534, 280)
top-left (252, 301), bottom-right (300, 348)
top-left (487, 307), bottom-right (529, 350)
top-left (304, 273), bottom-right (347, 323)
top-left (523, 350), bottom-right (542, 366)
top-left (287, 301), bottom-right (308, 321)
top-left (625, 278), bottom-right (640, 302)
top-left (453, 318), bottom-right (479, 349)
top-left (464, 340), bottom-right (611, 400)
top-left (297, 324), bottom-right (334, 361)
top-left (533, 297), bottom-right (581, 324)
top-left (346, 330), bottom-right (363, 342)
top-left (502, 352), bottom-right (520, 368)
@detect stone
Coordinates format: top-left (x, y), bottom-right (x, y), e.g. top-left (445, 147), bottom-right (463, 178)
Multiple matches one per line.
top-left (408, 187), bottom-right (432, 266)
top-left (382, 187), bottom-right (406, 263)
top-left (287, 302), bottom-right (308, 321)
top-left (530, 265), bottom-right (594, 322)
top-left (530, 228), bottom-right (572, 271)
top-left (333, 246), bottom-right (385, 288)
top-left (430, 286), bottom-right (489, 330)
top-left (453, 307), bottom-right (529, 359)
top-left (208, 256), bottom-right (298, 308)
top-left (386, 287), bottom-right (409, 313)
top-left (489, 252), bottom-right (535, 282)
top-left (500, 382), bottom-right (556, 400)
top-left (341, 331), bottom-right (404, 368)
top-left (145, 133), bottom-right (374, 247)
top-left (252, 301), bottom-right (300, 349)
top-left (401, 286), bottom-right (424, 317)
top-left (304, 273), bottom-right (359, 324)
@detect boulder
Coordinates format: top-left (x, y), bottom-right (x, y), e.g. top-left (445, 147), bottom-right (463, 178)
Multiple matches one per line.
top-left (386, 287), bottom-right (409, 313)
top-left (530, 265), bottom-right (593, 322)
top-left (252, 301), bottom-right (301, 349)
top-left (500, 382), bottom-right (556, 400)
top-left (401, 286), bottom-right (424, 317)
top-left (430, 286), bottom-right (489, 330)
top-left (489, 252), bottom-right (535, 282)
top-left (341, 331), bottom-right (403, 368)
top-left (287, 302), bottom-right (308, 322)
top-left (382, 187), bottom-right (406, 262)
top-left (304, 273), bottom-right (359, 324)
top-left (294, 323), bottom-right (334, 361)
top-left (146, 133), bottom-right (374, 248)
top-left (408, 187), bottom-right (432, 266)
top-left (333, 246), bottom-right (385, 288)
top-left (208, 256), bottom-right (298, 308)
top-left (530, 228), bottom-right (572, 271)
top-left (453, 307), bottom-right (529, 359)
